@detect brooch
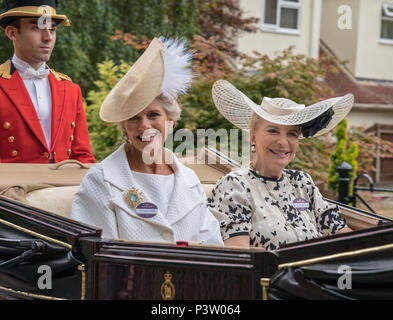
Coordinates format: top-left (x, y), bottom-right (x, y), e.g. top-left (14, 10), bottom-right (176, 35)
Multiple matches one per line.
top-left (124, 187), bottom-right (144, 210)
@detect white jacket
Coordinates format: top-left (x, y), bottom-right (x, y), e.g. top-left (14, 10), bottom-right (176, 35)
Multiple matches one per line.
top-left (70, 144), bottom-right (223, 245)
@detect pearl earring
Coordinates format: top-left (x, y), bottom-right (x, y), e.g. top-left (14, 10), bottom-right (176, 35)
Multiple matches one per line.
top-left (251, 144), bottom-right (256, 153)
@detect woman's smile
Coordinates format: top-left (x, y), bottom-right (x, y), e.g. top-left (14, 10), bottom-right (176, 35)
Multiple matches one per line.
top-left (251, 119), bottom-right (300, 178)
top-left (138, 129), bottom-right (160, 142)
top-left (269, 148), bottom-right (291, 159)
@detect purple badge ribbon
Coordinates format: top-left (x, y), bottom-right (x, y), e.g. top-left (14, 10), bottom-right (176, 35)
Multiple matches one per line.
top-left (135, 202), bottom-right (158, 218)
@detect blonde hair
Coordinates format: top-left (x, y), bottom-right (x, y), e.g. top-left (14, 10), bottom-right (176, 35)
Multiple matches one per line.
top-left (248, 111), bottom-right (302, 135)
top-left (116, 94), bottom-right (182, 131)
top-left (248, 111), bottom-right (263, 131)
top-left (156, 94), bottom-right (182, 124)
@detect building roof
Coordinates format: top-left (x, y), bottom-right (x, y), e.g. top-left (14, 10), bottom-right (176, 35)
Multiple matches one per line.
top-left (323, 68), bottom-right (393, 105)
top-left (319, 44), bottom-right (393, 106)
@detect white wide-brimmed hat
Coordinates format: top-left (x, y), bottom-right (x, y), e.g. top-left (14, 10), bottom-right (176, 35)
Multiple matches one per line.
top-left (212, 80), bottom-right (354, 138)
top-left (100, 37), bottom-right (193, 123)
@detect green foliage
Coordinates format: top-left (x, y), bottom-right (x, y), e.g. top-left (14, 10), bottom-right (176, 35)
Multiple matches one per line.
top-left (289, 136), bottom-right (333, 183)
top-left (178, 46), bottom-right (341, 180)
top-left (239, 47), bottom-right (338, 104)
top-left (0, 0), bottom-right (199, 94)
top-left (80, 2), bottom-right (392, 185)
top-left (347, 142), bottom-right (359, 194)
top-left (327, 119), bottom-right (359, 202)
top-left (179, 79), bottom-right (231, 132)
top-left (347, 125), bottom-right (393, 173)
top-left (85, 60), bottom-right (131, 161)
top-left (167, 0), bottom-right (200, 38)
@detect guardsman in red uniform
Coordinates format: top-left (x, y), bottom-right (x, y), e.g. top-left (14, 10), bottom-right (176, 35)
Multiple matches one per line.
top-left (0, 0), bottom-right (95, 163)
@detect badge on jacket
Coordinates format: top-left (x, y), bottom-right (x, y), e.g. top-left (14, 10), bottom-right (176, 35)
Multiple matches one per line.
top-left (135, 202), bottom-right (158, 218)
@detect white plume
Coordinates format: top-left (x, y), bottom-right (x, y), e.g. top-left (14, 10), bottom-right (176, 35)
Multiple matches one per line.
top-left (159, 37), bottom-right (193, 100)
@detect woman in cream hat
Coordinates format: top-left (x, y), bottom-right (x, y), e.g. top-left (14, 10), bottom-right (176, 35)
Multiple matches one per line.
top-left (207, 80), bottom-right (354, 249)
top-left (71, 38), bottom-right (223, 245)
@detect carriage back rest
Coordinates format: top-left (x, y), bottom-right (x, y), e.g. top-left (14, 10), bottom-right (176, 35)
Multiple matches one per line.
top-left (21, 184), bottom-right (216, 219)
top-left (0, 161), bottom-right (94, 218)
top-left (0, 160), bottom-right (385, 231)
top-left (338, 204), bottom-right (382, 230)
top-left (0, 159), bottom-right (228, 219)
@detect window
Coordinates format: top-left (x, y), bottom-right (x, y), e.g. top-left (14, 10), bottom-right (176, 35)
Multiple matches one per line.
top-left (262, 0), bottom-right (301, 34)
top-left (381, 3), bottom-right (393, 42)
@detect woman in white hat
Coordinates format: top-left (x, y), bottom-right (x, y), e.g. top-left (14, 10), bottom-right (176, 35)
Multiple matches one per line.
top-left (207, 80), bottom-right (354, 249)
top-left (70, 38), bottom-right (223, 246)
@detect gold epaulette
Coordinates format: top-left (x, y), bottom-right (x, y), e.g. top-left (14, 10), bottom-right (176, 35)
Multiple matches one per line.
top-left (50, 69), bottom-right (72, 82)
top-left (0, 60), bottom-right (12, 79)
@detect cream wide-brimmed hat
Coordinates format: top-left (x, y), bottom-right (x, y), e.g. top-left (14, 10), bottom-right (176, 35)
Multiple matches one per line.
top-left (0, 0), bottom-right (70, 29)
top-left (99, 37), bottom-right (193, 123)
top-left (212, 80), bottom-right (354, 138)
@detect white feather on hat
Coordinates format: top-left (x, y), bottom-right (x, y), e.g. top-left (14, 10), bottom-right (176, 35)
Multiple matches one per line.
top-left (159, 37), bottom-right (193, 100)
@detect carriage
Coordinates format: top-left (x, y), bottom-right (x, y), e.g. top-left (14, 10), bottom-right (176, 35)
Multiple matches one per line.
top-left (1, 150), bottom-right (392, 300)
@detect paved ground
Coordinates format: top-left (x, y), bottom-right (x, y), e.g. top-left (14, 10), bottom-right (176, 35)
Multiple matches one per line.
top-left (356, 190), bottom-right (393, 219)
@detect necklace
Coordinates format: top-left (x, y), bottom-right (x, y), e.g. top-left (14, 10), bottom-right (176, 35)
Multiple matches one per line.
top-left (249, 163), bottom-right (300, 242)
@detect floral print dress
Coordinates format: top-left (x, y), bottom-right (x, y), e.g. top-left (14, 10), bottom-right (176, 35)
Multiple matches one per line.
top-left (207, 166), bottom-right (347, 250)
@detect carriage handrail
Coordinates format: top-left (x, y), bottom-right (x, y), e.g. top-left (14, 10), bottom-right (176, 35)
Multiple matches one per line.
top-left (352, 173), bottom-right (393, 214)
top-left (0, 238), bottom-right (45, 270)
top-left (355, 186), bottom-right (393, 193)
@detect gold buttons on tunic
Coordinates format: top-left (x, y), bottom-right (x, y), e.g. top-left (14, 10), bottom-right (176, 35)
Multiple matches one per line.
top-left (70, 135), bottom-right (74, 142)
top-left (43, 152), bottom-right (50, 159)
top-left (8, 136), bottom-right (15, 143)
top-left (11, 150), bottom-right (18, 157)
top-left (3, 122), bottom-right (11, 129)
top-left (71, 122), bottom-right (75, 128)
top-left (67, 149), bottom-right (72, 155)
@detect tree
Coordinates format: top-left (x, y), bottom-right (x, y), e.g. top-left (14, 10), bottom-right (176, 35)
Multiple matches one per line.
top-left (85, 60), bottom-right (131, 160)
top-left (348, 125), bottom-right (393, 174)
top-left (327, 119), bottom-right (359, 201)
top-left (0, 0), bottom-right (198, 94)
top-left (196, 0), bottom-right (258, 58)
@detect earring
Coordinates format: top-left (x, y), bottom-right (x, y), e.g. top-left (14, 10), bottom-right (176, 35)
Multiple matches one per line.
top-left (251, 144), bottom-right (256, 153)
top-left (123, 135), bottom-right (129, 142)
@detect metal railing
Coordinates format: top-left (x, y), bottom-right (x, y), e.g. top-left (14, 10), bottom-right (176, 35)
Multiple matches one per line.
top-left (337, 161), bottom-right (393, 214)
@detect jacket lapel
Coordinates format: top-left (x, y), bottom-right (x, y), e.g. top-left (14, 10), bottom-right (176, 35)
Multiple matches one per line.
top-left (165, 155), bottom-right (204, 225)
top-left (0, 65), bottom-right (47, 149)
top-left (48, 72), bottom-right (66, 151)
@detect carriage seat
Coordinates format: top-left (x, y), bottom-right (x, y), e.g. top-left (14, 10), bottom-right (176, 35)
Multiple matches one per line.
top-left (25, 185), bottom-right (79, 218)
top-left (0, 160), bottom-right (384, 231)
top-left (0, 159), bottom-right (223, 219)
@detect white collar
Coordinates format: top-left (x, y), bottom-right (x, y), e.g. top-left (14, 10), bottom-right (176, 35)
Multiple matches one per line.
top-left (102, 144), bottom-right (199, 191)
top-left (12, 54), bottom-right (49, 79)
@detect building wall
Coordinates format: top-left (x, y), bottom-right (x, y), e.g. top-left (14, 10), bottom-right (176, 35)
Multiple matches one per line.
top-left (237, 0), bottom-right (320, 58)
top-left (321, 0), bottom-right (393, 81)
top-left (346, 106), bottom-right (393, 127)
top-left (238, 0), bottom-right (393, 81)
top-left (320, 0), bottom-right (360, 76)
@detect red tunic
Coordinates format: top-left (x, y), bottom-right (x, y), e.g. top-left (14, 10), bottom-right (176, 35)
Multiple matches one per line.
top-left (0, 60), bottom-right (95, 163)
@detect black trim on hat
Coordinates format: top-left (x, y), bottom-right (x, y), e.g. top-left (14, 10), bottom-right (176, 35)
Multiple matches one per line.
top-left (301, 108), bottom-right (335, 138)
top-left (0, 15), bottom-right (63, 28)
top-left (5, 0), bottom-right (58, 10)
